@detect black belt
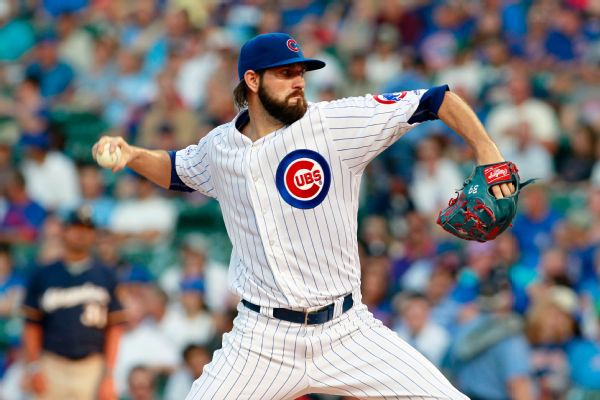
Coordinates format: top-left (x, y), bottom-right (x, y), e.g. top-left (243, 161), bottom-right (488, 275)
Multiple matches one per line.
top-left (242, 294), bottom-right (354, 325)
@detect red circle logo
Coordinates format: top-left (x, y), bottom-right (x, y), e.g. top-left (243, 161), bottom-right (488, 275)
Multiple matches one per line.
top-left (287, 39), bottom-right (300, 52)
top-left (373, 92), bottom-right (407, 104)
top-left (284, 158), bottom-right (324, 201)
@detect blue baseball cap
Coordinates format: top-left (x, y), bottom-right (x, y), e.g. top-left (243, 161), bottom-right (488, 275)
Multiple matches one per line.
top-left (237, 33), bottom-right (326, 80)
top-left (180, 278), bottom-right (205, 294)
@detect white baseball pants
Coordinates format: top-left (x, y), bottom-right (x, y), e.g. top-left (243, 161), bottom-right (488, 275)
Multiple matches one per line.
top-left (185, 301), bottom-right (468, 400)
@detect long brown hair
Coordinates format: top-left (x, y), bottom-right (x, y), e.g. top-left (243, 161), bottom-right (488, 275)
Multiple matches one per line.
top-left (233, 70), bottom-right (265, 109)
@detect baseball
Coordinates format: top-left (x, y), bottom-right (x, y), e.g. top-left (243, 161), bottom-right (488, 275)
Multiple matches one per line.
top-left (96, 143), bottom-right (121, 169)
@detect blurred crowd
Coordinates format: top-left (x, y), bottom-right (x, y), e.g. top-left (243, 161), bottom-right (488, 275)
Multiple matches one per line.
top-left (0, 0), bottom-right (599, 399)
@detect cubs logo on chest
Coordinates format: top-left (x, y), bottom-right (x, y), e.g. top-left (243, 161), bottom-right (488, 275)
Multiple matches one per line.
top-left (275, 149), bottom-right (331, 209)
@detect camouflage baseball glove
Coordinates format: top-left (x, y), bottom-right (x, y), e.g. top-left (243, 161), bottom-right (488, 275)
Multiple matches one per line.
top-left (437, 161), bottom-right (534, 242)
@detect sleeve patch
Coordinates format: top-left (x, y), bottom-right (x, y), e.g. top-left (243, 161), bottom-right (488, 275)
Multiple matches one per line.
top-left (373, 92), bottom-right (407, 104)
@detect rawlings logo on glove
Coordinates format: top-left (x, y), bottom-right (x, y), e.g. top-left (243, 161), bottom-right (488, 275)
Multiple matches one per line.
top-left (483, 164), bottom-right (511, 184)
top-left (437, 161), bottom-right (534, 242)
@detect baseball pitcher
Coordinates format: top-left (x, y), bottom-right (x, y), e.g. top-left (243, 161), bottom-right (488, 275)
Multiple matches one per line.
top-left (93, 33), bottom-right (528, 400)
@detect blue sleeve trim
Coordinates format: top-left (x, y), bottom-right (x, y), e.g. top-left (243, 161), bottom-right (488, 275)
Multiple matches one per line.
top-left (168, 150), bottom-right (195, 192)
top-left (407, 84), bottom-right (450, 124)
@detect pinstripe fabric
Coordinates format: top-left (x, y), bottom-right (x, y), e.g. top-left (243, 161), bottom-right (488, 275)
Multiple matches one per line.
top-left (174, 91), bottom-right (426, 309)
top-left (185, 303), bottom-right (468, 400)
top-left (178, 89), bottom-right (469, 399)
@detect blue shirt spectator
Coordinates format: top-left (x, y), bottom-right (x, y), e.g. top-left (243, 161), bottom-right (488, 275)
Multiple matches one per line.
top-left (449, 314), bottom-right (531, 400)
top-left (25, 36), bottom-right (75, 98)
top-left (25, 62), bottom-right (74, 98)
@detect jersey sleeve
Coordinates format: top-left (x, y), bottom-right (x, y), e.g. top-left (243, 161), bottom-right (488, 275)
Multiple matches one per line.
top-left (322, 85), bottom-right (449, 174)
top-left (168, 134), bottom-right (216, 198)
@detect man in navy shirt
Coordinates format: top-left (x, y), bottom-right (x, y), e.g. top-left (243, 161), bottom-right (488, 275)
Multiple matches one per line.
top-left (22, 207), bottom-right (125, 400)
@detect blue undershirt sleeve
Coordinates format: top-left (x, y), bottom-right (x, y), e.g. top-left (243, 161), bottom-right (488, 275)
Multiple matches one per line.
top-left (407, 84), bottom-right (450, 124)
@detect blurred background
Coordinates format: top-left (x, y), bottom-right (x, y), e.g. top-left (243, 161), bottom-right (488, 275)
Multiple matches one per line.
top-left (0, 0), bottom-right (599, 399)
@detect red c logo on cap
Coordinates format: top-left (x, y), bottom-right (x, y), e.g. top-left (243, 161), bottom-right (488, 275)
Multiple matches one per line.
top-left (287, 39), bottom-right (299, 52)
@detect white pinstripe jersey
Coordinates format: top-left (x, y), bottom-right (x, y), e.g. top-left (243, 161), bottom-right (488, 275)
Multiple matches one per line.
top-left (174, 90), bottom-right (428, 309)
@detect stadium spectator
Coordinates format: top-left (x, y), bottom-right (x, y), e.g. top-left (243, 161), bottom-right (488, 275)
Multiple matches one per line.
top-left (448, 268), bottom-right (533, 400)
top-left (73, 34), bottom-right (119, 111)
top-left (486, 71), bottom-right (560, 153)
top-left (159, 233), bottom-right (229, 312)
top-left (409, 136), bottom-right (463, 215)
top-left (19, 131), bottom-right (81, 212)
top-left (55, 11), bottom-right (95, 74)
top-left (511, 184), bottom-right (562, 268)
top-left (24, 33), bottom-right (75, 99)
top-left (103, 49), bottom-right (155, 127)
top-left (78, 164), bottom-right (116, 229)
top-left (0, 171), bottom-right (46, 244)
top-left (160, 278), bottom-right (216, 353)
top-left (164, 344), bottom-right (210, 400)
top-left (136, 70), bottom-right (199, 150)
top-left (126, 365), bottom-right (158, 400)
top-left (114, 289), bottom-right (178, 397)
top-left (393, 292), bottom-right (450, 367)
top-left (110, 174), bottom-right (176, 245)
top-left (526, 286), bottom-right (580, 400)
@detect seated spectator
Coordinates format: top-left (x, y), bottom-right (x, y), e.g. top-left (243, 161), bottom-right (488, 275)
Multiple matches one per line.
top-left (55, 11), bottom-right (94, 74)
top-left (510, 183), bottom-right (562, 268)
top-left (526, 286), bottom-right (580, 400)
top-left (73, 34), bottom-right (119, 111)
top-left (390, 213), bottom-right (437, 291)
top-left (20, 133), bottom-right (81, 213)
top-left (119, 0), bottom-right (162, 54)
top-left (451, 241), bottom-right (497, 305)
top-left (175, 30), bottom-right (220, 110)
top-left (126, 365), bottom-right (158, 400)
top-left (393, 292), bottom-right (450, 367)
top-left (114, 294), bottom-right (178, 396)
top-left (78, 164), bottom-right (115, 229)
top-left (495, 232), bottom-right (534, 314)
top-left (136, 70), bottom-right (199, 150)
top-left (103, 49), bottom-right (155, 127)
top-left (35, 214), bottom-right (64, 265)
top-left (337, 52), bottom-right (375, 99)
top-left (0, 77), bottom-right (49, 138)
top-left (110, 174), bottom-right (176, 244)
top-left (425, 257), bottom-right (461, 332)
top-left (556, 125), bottom-right (596, 183)
top-left (0, 171), bottom-right (46, 243)
top-left (362, 257), bottom-right (394, 326)
top-left (159, 233), bottom-right (230, 312)
top-left (164, 344), bottom-right (211, 400)
top-left (160, 278), bottom-right (216, 353)
top-left (365, 25), bottom-right (402, 90)
top-left (24, 33), bottom-right (75, 99)
top-left (409, 136), bottom-right (463, 215)
top-left (528, 248), bottom-right (574, 302)
top-left (486, 71), bottom-right (560, 153)
top-left (500, 120), bottom-right (555, 182)
top-left (448, 268), bottom-right (533, 400)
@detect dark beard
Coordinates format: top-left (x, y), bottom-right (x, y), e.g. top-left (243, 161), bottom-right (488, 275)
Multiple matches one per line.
top-left (258, 81), bottom-right (307, 125)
